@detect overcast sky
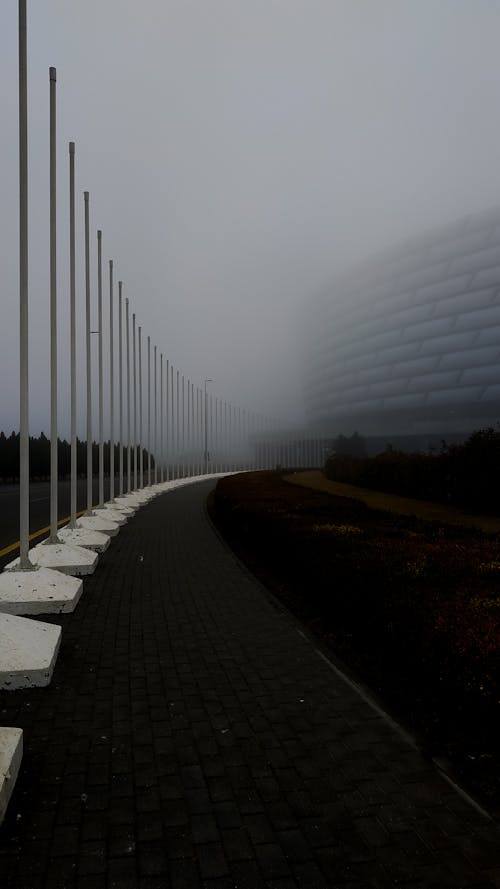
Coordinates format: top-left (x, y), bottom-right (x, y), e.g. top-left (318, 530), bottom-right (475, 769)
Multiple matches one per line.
top-left (1, 1), bottom-right (500, 436)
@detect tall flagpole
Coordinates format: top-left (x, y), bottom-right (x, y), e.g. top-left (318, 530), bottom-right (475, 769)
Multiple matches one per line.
top-left (147, 336), bottom-right (151, 485)
top-left (170, 365), bottom-right (174, 479)
top-left (109, 260), bottom-right (114, 501)
top-left (48, 67), bottom-right (59, 543)
top-left (154, 345), bottom-right (158, 484)
top-left (181, 375), bottom-right (185, 477)
top-left (118, 281), bottom-right (123, 496)
top-left (139, 327), bottom-right (143, 488)
top-left (126, 296), bottom-right (131, 492)
top-left (191, 382), bottom-right (194, 476)
top-left (133, 313), bottom-right (137, 490)
top-left (175, 371), bottom-right (181, 478)
top-left (97, 229), bottom-right (104, 507)
top-left (165, 358), bottom-right (170, 481)
top-left (160, 352), bottom-right (164, 482)
top-left (18, 0), bottom-right (31, 567)
top-left (69, 142), bottom-right (77, 526)
top-left (84, 191), bottom-right (93, 515)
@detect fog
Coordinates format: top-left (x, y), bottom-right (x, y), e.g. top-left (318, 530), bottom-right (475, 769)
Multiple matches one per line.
top-left (1, 1), bottom-right (500, 437)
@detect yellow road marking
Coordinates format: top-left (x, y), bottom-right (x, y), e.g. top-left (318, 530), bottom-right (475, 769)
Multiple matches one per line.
top-left (0, 509), bottom-right (87, 558)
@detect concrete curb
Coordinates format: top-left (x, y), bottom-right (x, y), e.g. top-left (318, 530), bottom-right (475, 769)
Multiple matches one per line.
top-left (0, 728), bottom-right (22, 825)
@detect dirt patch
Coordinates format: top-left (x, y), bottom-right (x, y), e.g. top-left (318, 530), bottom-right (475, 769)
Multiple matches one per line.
top-left (287, 470), bottom-right (500, 534)
top-left (209, 470), bottom-right (500, 819)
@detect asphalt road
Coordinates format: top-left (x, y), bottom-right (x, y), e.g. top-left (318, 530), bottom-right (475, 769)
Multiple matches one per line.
top-left (0, 477), bottom-right (124, 568)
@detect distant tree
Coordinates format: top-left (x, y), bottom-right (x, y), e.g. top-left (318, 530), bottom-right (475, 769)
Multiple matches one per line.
top-left (0, 430), bottom-right (158, 482)
top-left (331, 431), bottom-right (366, 458)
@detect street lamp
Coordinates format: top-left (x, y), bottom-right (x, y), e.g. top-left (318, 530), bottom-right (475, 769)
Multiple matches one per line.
top-left (204, 378), bottom-right (212, 474)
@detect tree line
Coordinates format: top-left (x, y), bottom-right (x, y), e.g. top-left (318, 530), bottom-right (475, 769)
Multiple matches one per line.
top-left (0, 430), bottom-right (154, 483)
top-left (324, 425), bottom-right (500, 515)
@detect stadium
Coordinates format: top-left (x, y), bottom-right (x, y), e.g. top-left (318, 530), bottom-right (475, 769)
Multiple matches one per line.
top-left (303, 205), bottom-right (500, 447)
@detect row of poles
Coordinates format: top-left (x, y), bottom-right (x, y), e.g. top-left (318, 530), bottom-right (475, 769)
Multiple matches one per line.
top-left (17, 1), bottom-right (279, 570)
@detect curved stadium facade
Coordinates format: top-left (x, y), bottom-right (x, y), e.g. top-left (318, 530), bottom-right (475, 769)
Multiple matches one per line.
top-left (304, 206), bottom-right (500, 439)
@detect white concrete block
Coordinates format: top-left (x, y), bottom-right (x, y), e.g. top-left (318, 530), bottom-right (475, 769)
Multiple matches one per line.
top-left (131, 489), bottom-right (156, 500)
top-left (113, 494), bottom-right (139, 509)
top-left (105, 500), bottom-right (134, 516)
top-left (91, 507), bottom-right (126, 525)
top-left (76, 515), bottom-right (120, 536)
top-left (57, 525), bottom-right (110, 553)
top-left (5, 541), bottom-right (97, 577)
top-left (0, 613), bottom-right (61, 688)
top-left (0, 566), bottom-right (82, 615)
top-left (0, 727), bottom-right (22, 824)
top-left (116, 493), bottom-right (150, 508)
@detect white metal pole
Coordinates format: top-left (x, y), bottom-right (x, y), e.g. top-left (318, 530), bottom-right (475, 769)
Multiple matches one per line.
top-left (118, 281), bottom-right (123, 495)
top-left (210, 396), bottom-right (214, 471)
top-left (18, 0), bottom-right (31, 567)
top-left (181, 374), bottom-right (185, 477)
top-left (191, 382), bottom-right (195, 476)
top-left (186, 379), bottom-right (190, 476)
top-left (160, 353), bottom-right (164, 482)
top-left (97, 229), bottom-right (104, 507)
top-left (126, 297), bottom-right (131, 492)
top-left (238, 407), bottom-right (242, 470)
top-left (204, 380), bottom-right (211, 474)
top-left (221, 400), bottom-right (224, 472)
top-left (48, 66), bottom-right (59, 543)
top-left (186, 381), bottom-right (190, 476)
top-left (198, 388), bottom-right (201, 475)
top-left (84, 190), bottom-right (92, 514)
top-left (196, 386), bottom-right (202, 475)
top-left (171, 365), bottom-right (175, 478)
top-left (214, 397), bottom-right (218, 474)
top-left (147, 336), bottom-right (151, 485)
top-left (233, 405), bottom-right (236, 471)
top-left (170, 364), bottom-right (174, 479)
top-left (154, 345), bottom-right (158, 484)
top-left (195, 387), bottom-right (198, 475)
top-left (175, 371), bottom-right (181, 478)
top-left (139, 326), bottom-right (143, 488)
top-left (69, 142), bottom-right (77, 525)
top-left (133, 313), bottom-right (137, 490)
top-left (224, 402), bottom-right (228, 472)
top-left (165, 358), bottom-right (170, 482)
top-left (109, 260), bottom-right (114, 501)
top-left (204, 384), bottom-right (208, 475)
top-left (219, 399), bottom-right (222, 473)
top-left (243, 409), bottom-right (250, 469)
top-left (242, 409), bottom-right (246, 470)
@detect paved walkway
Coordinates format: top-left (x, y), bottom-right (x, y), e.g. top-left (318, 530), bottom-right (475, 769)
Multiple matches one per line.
top-left (0, 478), bottom-right (499, 889)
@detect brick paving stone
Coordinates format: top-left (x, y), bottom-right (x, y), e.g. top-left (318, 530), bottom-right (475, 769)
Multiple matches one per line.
top-left (221, 826), bottom-right (253, 861)
top-left (0, 479), bottom-right (498, 889)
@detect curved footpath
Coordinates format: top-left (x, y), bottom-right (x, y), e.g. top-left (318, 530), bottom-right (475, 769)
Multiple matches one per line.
top-left (0, 478), bottom-right (499, 889)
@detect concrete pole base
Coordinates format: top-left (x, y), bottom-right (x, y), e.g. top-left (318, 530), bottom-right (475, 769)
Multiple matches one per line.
top-left (0, 566), bottom-right (83, 614)
top-left (5, 541), bottom-right (98, 577)
top-left (58, 525), bottom-right (110, 553)
top-left (0, 728), bottom-right (22, 825)
top-left (115, 493), bottom-right (148, 508)
top-left (0, 613), bottom-right (61, 688)
top-left (91, 507), bottom-right (127, 525)
top-left (105, 500), bottom-right (134, 516)
top-left (76, 515), bottom-right (120, 536)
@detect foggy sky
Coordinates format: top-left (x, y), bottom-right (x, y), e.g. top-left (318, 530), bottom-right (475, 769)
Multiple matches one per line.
top-left (1, 1), bottom-right (500, 436)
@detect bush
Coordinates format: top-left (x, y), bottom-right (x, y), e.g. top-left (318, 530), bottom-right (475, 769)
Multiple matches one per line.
top-left (324, 426), bottom-right (500, 515)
